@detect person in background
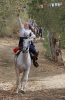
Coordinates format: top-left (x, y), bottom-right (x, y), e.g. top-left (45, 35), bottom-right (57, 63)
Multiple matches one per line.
top-left (17, 13), bottom-right (39, 67)
top-left (28, 18), bottom-right (33, 27)
top-left (33, 20), bottom-right (38, 28)
top-left (27, 18), bottom-right (34, 32)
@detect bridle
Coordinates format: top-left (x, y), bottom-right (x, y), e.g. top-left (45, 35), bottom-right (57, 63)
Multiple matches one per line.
top-left (22, 37), bottom-right (30, 53)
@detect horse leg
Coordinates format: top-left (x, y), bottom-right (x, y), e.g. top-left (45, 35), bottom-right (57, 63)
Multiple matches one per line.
top-left (21, 72), bottom-right (25, 91)
top-left (15, 68), bottom-right (20, 93)
top-left (21, 70), bottom-right (30, 94)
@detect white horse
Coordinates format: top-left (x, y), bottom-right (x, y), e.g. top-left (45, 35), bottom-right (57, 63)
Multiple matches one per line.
top-left (14, 36), bottom-right (31, 94)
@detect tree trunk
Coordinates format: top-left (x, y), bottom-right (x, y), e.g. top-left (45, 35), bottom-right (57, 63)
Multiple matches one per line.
top-left (48, 32), bottom-right (64, 65)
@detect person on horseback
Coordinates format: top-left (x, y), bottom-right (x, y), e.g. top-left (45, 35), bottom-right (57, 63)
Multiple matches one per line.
top-left (17, 13), bottom-right (39, 67)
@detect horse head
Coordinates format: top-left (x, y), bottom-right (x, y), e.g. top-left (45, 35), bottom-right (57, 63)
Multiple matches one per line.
top-left (22, 34), bottom-right (31, 53)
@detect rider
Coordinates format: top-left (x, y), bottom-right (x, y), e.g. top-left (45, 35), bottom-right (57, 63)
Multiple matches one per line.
top-left (17, 13), bottom-right (39, 67)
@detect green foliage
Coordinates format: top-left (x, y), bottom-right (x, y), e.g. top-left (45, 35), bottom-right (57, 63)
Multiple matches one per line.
top-left (28, 0), bottom-right (65, 32)
top-left (0, 0), bottom-right (29, 37)
top-left (60, 32), bottom-right (65, 48)
top-left (28, 0), bottom-right (65, 52)
top-left (0, 0), bottom-right (65, 54)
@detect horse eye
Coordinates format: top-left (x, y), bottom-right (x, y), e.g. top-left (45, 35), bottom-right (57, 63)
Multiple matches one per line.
top-left (29, 41), bottom-right (30, 44)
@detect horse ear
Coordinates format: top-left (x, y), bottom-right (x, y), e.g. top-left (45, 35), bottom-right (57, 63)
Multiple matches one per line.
top-left (29, 33), bottom-right (31, 37)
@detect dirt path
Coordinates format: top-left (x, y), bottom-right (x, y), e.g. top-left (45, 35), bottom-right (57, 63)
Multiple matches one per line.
top-left (0, 38), bottom-right (65, 100)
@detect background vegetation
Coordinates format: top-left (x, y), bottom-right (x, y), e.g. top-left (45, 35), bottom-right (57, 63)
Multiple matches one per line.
top-left (28, 0), bottom-right (65, 56)
top-left (0, 0), bottom-right (65, 55)
top-left (0, 0), bottom-right (29, 37)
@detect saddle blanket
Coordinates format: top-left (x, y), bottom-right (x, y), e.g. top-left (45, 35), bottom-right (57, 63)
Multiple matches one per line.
top-left (13, 46), bottom-right (20, 54)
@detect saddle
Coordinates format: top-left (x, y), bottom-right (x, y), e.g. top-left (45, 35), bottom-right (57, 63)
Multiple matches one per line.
top-left (13, 46), bottom-right (21, 56)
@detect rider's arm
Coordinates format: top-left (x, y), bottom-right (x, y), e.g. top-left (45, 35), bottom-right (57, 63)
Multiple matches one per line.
top-left (17, 14), bottom-right (23, 29)
top-left (30, 31), bottom-right (36, 39)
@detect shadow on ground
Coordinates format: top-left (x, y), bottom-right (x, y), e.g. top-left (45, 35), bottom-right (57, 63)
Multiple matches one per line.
top-left (0, 88), bottom-right (65, 100)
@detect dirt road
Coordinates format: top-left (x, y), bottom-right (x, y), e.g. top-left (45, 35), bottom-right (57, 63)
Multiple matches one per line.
top-left (0, 37), bottom-right (65, 100)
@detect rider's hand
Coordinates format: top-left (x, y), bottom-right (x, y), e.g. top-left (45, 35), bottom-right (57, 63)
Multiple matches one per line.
top-left (17, 13), bottom-right (19, 17)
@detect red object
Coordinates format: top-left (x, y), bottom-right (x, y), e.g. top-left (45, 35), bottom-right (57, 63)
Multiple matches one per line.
top-left (45, 4), bottom-right (50, 7)
top-left (32, 29), bottom-right (34, 32)
top-left (17, 6), bottom-right (21, 10)
top-left (59, 2), bottom-right (62, 6)
top-left (13, 47), bottom-right (20, 53)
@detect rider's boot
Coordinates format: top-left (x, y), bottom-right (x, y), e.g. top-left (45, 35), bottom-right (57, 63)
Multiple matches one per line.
top-left (33, 51), bottom-right (39, 67)
top-left (35, 51), bottom-right (39, 61)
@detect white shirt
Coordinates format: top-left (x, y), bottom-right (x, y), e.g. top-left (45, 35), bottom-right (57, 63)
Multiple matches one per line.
top-left (18, 17), bottom-right (36, 38)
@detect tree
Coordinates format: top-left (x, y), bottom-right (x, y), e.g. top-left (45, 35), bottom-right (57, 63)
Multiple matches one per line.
top-left (0, 0), bottom-right (29, 37)
top-left (28, 0), bottom-right (65, 64)
top-left (28, 0), bottom-right (65, 32)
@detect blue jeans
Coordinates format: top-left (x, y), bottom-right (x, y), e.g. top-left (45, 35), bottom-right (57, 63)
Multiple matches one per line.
top-left (29, 44), bottom-right (36, 54)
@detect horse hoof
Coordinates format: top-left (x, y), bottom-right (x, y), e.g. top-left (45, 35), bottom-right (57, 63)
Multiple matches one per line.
top-left (15, 91), bottom-right (18, 94)
top-left (21, 90), bottom-right (25, 94)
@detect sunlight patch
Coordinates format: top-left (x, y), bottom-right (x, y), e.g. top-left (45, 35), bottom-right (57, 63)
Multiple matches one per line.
top-left (43, 74), bottom-right (65, 89)
top-left (28, 74), bottom-right (65, 91)
top-left (0, 82), bottom-right (13, 91)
